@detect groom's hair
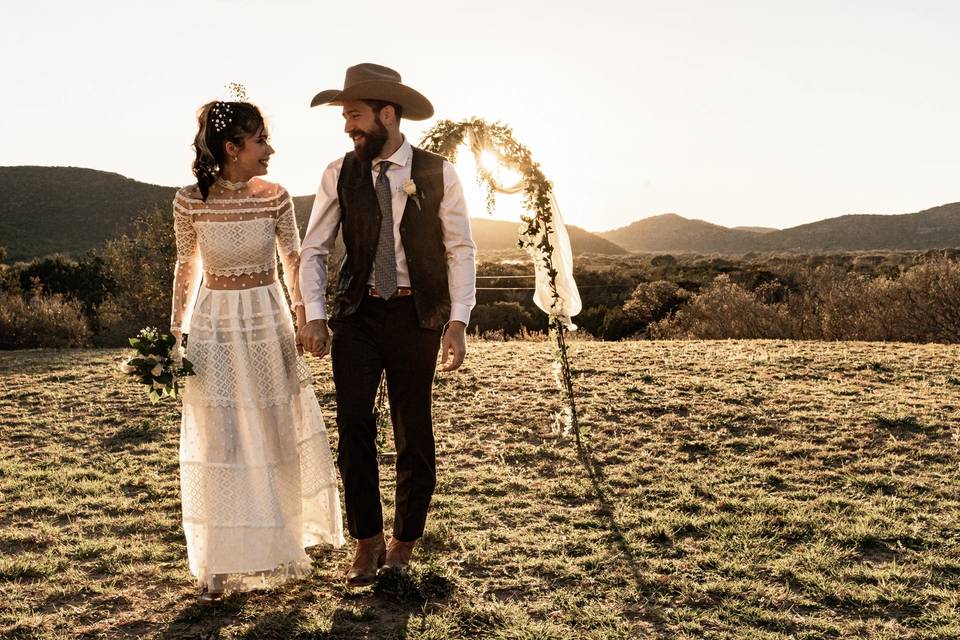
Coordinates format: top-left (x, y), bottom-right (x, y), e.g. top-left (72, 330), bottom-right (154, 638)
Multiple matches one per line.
top-left (362, 99), bottom-right (403, 121)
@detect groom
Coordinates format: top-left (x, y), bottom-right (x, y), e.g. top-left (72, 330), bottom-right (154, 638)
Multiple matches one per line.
top-left (298, 63), bottom-right (476, 586)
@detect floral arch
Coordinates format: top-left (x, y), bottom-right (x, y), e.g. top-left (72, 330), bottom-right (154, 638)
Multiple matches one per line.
top-left (420, 118), bottom-right (584, 442)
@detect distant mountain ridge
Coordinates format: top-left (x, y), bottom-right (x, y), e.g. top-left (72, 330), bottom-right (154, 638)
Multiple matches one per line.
top-left (3, 167), bottom-right (959, 261)
top-left (0, 167), bottom-right (626, 261)
top-left (600, 203), bottom-right (960, 253)
top-left (601, 214), bottom-right (762, 253)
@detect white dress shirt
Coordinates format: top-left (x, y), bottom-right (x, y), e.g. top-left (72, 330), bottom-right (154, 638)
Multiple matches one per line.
top-left (300, 137), bottom-right (477, 326)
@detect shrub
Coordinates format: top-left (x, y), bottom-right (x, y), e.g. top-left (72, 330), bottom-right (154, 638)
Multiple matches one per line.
top-left (650, 254), bottom-right (676, 268)
top-left (622, 280), bottom-right (690, 335)
top-left (651, 275), bottom-right (794, 339)
top-left (597, 307), bottom-right (642, 340)
top-left (469, 302), bottom-right (537, 336)
top-left (0, 289), bottom-right (91, 348)
top-left (12, 253), bottom-right (113, 322)
top-left (651, 255), bottom-right (960, 342)
top-left (97, 207), bottom-right (176, 345)
top-left (895, 255), bottom-right (960, 342)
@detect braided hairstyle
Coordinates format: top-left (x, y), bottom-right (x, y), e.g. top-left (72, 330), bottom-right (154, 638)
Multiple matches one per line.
top-left (192, 101), bottom-right (265, 201)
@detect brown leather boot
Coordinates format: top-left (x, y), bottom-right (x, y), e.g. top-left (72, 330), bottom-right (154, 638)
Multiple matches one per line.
top-left (381, 537), bottom-right (417, 573)
top-left (345, 532), bottom-right (386, 587)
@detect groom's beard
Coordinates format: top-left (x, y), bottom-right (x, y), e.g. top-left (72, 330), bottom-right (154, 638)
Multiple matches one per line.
top-left (352, 118), bottom-right (389, 163)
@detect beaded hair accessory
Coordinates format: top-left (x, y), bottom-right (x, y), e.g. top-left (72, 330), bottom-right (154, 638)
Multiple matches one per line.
top-left (208, 83), bottom-right (250, 132)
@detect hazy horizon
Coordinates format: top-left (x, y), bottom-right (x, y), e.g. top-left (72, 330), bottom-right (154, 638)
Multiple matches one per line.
top-left (2, 0), bottom-right (958, 233)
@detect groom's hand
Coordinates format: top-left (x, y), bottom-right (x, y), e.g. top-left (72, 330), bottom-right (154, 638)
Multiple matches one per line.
top-left (298, 319), bottom-right (331, 358)
top-left (439, 321), bottom-right (467, 372)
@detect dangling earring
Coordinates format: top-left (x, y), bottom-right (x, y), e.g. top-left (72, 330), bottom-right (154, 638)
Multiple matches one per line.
top-left (231, 156), bottom-right (238, 162)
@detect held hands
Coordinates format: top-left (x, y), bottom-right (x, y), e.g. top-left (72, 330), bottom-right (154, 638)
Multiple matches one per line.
top-left (298, 319), bottom-right (331, 358)
top-left (440, 321), bottom-right (467, 372)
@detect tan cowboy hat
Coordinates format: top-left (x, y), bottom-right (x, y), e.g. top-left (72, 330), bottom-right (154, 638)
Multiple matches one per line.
top-left (310, 63), bottom-right (434, 121)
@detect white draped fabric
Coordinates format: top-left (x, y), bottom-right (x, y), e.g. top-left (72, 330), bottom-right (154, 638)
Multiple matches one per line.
top-left (463, 129), bottom-right (582, 329)
top-left (530, 194), bottom-right (582, 329)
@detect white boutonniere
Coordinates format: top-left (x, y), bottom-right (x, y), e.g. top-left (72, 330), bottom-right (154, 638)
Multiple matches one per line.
top-left (402, 178), bottom-right (422, 210)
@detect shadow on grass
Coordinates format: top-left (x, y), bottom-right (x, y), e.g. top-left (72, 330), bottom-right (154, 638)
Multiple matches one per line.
top-left (102, 420), bottom-right (166, 450)
top-left (323, 567), bottom-right (455, 638)
top-left (870, 413), bottom-right (940, 437)
top-left (160, 594), bottom-right (246, 640)
top-left (158, 568), bottom-right (454, 639)
top-left (575, 442), bottom-right (645, 591)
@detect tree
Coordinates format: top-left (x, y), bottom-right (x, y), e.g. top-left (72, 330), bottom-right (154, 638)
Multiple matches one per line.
top-left (97, 206), bottom-right (177, 345)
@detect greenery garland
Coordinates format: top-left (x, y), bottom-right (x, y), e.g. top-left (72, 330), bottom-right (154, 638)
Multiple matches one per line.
top-left (420, 118), bottom-right (584, 445)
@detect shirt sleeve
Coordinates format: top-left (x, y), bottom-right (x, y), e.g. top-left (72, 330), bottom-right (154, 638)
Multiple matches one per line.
top-left (274, 187), bottom-right (303, 309)
top-left (438, 160), bottom-right (477, 326)
top-left (170, 190), bottom-right (204, 334)
top-left (299, 158), bottom-right (343, 322)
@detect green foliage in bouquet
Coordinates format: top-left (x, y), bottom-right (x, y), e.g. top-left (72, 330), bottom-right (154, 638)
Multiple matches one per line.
top-left (119, 327), bottom-right (195, 403)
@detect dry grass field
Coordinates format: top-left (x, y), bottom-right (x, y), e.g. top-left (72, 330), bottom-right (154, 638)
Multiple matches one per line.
top-left (1, 340), bottom-right (959, 639)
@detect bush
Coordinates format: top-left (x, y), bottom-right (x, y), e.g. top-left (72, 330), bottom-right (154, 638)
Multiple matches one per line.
top-left (9, 253), bottom-right (114, 325)
top-left (0, 289), bottom-right (91, 348)
top-left (469, 302), bottom-right (537, 336)
top-left (651, 275), bottom-right (794, 339)
top-left (597, 307), bottom-right (641, 340)
top-left (622, 280), bottom-right (690, 334)
top-left (97, 207), bottom-right (177, 345)
top-left (650, 254), bottom-right (676, 268)
top-left (651, 254), bottom-right (960, 342)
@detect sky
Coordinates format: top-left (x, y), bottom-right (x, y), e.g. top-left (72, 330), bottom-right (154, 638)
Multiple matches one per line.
top-left (2, 0), bottom-right (958, 232)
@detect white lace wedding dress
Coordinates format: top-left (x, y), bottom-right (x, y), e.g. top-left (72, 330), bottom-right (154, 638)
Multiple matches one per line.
top-left (171, 177), bottom-right (344, 593)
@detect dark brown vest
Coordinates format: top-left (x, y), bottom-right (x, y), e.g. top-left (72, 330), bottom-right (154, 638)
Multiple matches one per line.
top-left (333, 146), bottom-right (449, 329)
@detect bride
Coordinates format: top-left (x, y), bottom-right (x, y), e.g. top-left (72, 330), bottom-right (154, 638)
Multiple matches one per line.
top-left (170, 99), bottom-right (344, 603)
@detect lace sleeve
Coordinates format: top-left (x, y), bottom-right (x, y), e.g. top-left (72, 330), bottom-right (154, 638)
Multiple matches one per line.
top-left (171, 191), bottom-right (203, 334)
top-left (275, 189), bottom-right (303, 308)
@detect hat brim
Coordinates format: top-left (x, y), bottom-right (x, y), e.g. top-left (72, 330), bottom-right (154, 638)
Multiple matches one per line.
top-left (310, 80), bottom-right (434, 121)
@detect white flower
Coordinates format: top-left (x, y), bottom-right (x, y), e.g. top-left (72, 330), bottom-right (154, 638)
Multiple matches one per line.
top-left (402, 179), bottom-right (417, 197)
top-left (151, 363), bottom-right (163, 377)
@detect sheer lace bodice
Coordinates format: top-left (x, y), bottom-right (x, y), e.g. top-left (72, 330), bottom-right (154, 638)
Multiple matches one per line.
top-left (171, 178), bottom-right (303, 333)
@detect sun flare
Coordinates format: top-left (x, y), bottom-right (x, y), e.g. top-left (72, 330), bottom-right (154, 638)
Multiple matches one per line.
top-left (478, 150), bottom-right (499, 174)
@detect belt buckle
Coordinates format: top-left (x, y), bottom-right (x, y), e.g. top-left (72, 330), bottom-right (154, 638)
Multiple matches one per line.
top-left (368, 286), bottom-right (412, 299)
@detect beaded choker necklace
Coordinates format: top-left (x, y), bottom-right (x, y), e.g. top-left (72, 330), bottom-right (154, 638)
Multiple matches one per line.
top-left (215, 177), bottom-right (249, 191)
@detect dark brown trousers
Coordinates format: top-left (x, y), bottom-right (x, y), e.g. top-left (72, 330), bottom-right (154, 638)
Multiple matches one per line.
top-left (329, 295), bottom-right (442, 541)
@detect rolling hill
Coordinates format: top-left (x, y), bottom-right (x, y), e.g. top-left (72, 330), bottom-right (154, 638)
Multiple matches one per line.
top-left (0, 167), bottom-right (176, 261)
top-left (600, 203), bottom-right (960, 253)
top-left (755, 203), bottom-right (960, 251)
top-left (4, 166), bottom-right (959, 260)
top-left (0, 167), bottom-right (626, 261)
top-left (600, 213), bottom-right (761, 253)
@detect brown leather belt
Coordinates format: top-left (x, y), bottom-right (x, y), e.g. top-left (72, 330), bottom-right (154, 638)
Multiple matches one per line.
top-left (368, 286), bottom-right (413, 299)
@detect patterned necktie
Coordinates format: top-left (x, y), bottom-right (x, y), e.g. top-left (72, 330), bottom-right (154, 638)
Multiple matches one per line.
top-left (373, 161), bottom-right (397, 299)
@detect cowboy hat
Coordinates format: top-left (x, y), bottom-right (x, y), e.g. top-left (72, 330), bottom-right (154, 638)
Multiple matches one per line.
top-left (310, 63), bottom-right (434, 121)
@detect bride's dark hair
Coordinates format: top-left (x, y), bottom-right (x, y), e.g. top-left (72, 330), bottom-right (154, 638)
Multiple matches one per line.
top-left (192, 101), bottom-right (265, 201)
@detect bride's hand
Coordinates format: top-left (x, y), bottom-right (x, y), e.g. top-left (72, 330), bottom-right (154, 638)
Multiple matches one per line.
top-left (172, 330), bottom-right (185, 365)
top-left (294, 307), bottom-right (307, 356)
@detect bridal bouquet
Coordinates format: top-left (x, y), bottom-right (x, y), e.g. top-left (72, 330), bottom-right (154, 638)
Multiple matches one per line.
top-left (118, 327), bottom-right (195, 403)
